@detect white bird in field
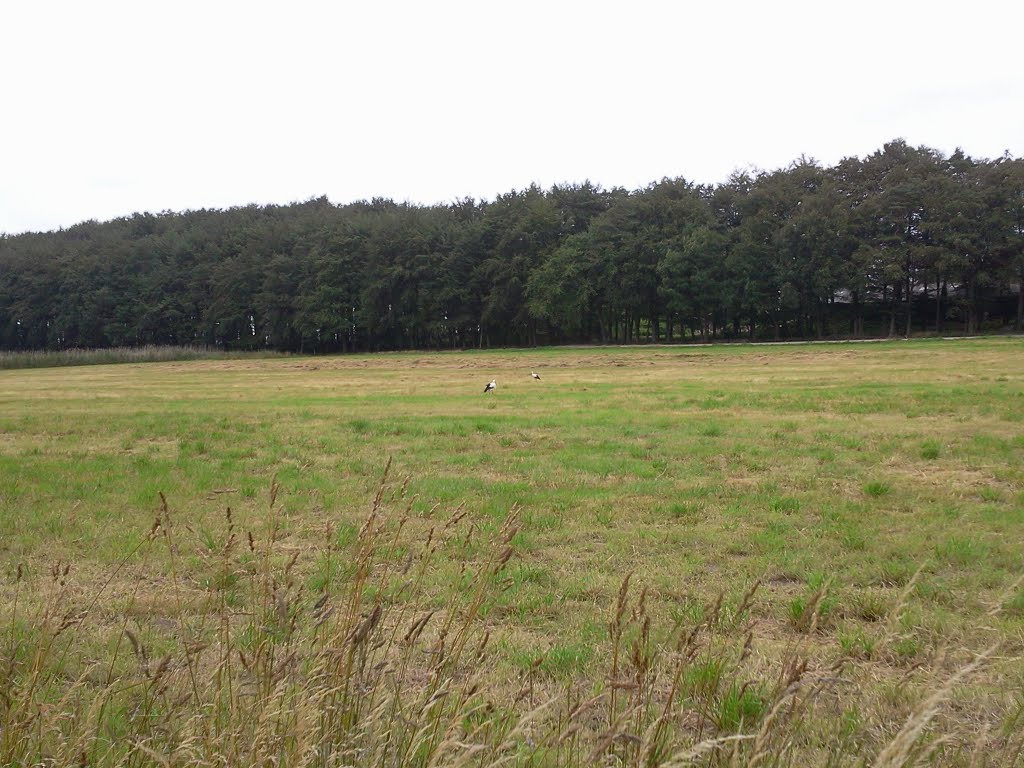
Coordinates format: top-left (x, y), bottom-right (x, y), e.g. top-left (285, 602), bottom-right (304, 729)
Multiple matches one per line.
top-left (484, 379), bottom-right (496, 394)
top-left (531, 371), bottom-right (541, 380)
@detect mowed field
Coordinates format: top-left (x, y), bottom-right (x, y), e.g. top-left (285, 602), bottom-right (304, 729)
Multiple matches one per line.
top-left (1, 338), bottom-right (1023, 765)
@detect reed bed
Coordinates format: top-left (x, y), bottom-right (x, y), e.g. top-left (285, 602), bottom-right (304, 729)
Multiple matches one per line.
top-left (0, 345), bottom-right (282, 370)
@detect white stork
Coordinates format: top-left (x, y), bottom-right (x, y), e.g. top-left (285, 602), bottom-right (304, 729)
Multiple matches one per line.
top-left (531, 371), bottom-right (541, 380)
top-left (484, 379), bottom-right (497, 394)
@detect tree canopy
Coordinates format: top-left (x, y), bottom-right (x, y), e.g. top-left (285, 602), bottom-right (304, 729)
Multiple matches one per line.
top-left (2, 140), bottom-right (1022, 352)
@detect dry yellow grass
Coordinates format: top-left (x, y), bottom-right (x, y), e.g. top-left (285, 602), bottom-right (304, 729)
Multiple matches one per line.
top-left (1, 338), bottom-right (1023, 765)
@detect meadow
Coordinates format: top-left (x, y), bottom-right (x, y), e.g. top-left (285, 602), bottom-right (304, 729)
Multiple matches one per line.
top-left (1, 338), bottom-right (1022, 766)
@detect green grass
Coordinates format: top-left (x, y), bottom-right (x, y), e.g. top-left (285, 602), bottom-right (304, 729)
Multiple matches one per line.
top-left (1, 337), bottom-right (1023, 764)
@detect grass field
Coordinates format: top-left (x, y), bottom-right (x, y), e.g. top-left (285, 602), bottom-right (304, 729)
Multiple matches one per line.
top-left (1, 338), bottom-right (1023, 765)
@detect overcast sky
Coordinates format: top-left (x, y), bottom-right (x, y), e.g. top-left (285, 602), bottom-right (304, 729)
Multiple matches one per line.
top-left (2, 0), bottom-right (1021, 235)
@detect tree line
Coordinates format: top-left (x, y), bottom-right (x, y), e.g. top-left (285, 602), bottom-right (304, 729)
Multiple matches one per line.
top-left (1, 139), bottom-right (1022, 353)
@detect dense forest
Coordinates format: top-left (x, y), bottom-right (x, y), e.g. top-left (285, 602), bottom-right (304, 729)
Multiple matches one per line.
top-left (2, 140), bottom-right (1022, 353)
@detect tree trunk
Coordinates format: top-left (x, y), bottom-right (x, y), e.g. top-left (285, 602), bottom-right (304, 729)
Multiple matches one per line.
top-left (905, 274), bottom-right (913, 338)
top-left (967, 276), bottom-right (978, 334)
top-left (852, 291), bottom-right (861, 338)
top-left (666, 313), bottom-right (674, 342)
top-left (1017, 269), bottom-right (1023, 331)
top-left (940, 280), bottom-right (948, 334)
top-left (888, 283), bottom-right (899, 337)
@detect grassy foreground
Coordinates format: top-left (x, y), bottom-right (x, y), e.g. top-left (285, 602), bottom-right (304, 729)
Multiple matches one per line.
top-left (1, 339), bottom-right (1022, 765)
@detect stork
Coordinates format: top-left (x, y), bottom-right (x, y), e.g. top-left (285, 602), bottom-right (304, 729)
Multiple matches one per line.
top-left (484, 379), bottom-right (496, 394)
top-left (531, 371), bottom-right (541, 380)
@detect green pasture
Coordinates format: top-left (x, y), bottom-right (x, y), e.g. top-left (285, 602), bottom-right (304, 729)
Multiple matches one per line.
top-left (1, 338), bottom-right (1023, 763)
top-left (4, 339), bottom-right (1023, 634)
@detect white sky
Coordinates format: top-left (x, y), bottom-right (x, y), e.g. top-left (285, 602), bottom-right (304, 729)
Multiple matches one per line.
top-left (2, 0), bottom-right (1022, 235)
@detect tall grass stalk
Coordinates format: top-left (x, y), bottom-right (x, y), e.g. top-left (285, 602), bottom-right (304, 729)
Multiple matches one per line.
top-left (0, 472), bottom-right (1020, 766)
